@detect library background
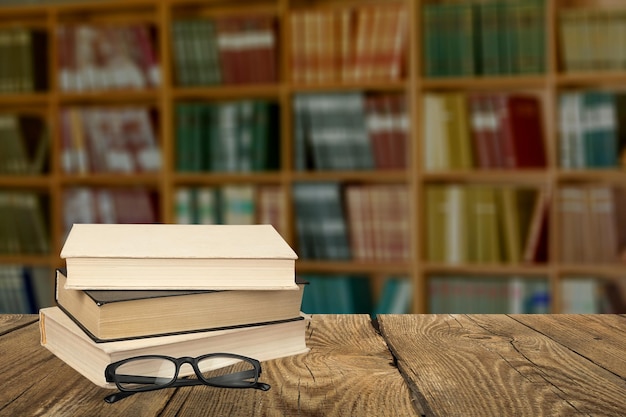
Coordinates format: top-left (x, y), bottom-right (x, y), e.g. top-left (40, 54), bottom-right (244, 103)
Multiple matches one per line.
top-left (1, 0), bottom-right (625, 315)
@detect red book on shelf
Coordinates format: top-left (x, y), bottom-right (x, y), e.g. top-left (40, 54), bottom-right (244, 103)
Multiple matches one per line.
top-left (468, 94), bottom-right (501, 169)
top-left (493, 94), bottom-right (547, 168)
top-left (243, 15), bottom-right (277, 83)
top-left (388, 94), bottom-right (408, 169)
top-left (215, 17), bottom-right (242, 84)
top-left (132, 25), bottom-right (160, 88)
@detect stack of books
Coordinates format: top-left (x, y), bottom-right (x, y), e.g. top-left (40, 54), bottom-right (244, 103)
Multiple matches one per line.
top-left (40, 223), bottom-right (309, 389)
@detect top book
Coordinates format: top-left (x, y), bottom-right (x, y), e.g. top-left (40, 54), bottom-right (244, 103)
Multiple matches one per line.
top-left (60, 224), bottom-right (298, 290)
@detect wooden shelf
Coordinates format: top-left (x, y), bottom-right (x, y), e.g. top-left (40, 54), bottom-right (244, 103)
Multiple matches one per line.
top-left (1, 0), bottom-right (625, 315)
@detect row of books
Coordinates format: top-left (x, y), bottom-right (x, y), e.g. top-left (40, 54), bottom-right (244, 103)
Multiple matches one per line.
top-left (293, 182), bottom-right (410, 262)
top-left (423, 0), bottom-right (545, 77)
top-left (559, 8), bottom-right (626, 72)
top-left (558, 185), bottom-right (626, 264)
top-left (560, 277), bottom-right (619, 314)
top-left (429, 276), bottom-right (550, 313)
top-left (41, 224), bottom-right (308, 389)
top-left (0, 27), bottom-right (47, 93)
top-left (176, 100), bottom-right (279, 172)
top-left (0, 113), bottom-right (48, 175)
top-left (63, 187), bottom-right (157, 237)
top-left (300, 275), bottom-right (412, 315)
top-left (426, 185), bottom-right (548, 264)
top-left (0, 191), bottom-right (49, 255)
top-left (423, 92), bottom-right (546, 171)
top-left (0, 265), bottom-right (52, 314)
top-left (559, 91), bottom-right (626, 169)
top-left (175, 185), bottom-right (285, 235)
top-left (289, 3), bottom-right (407, 84)
top-left (171, 15), bottom-right (277, 86)
top-left (293, 92), bottom-right (408, 171)
top-left (60, 107), bottom-right (161, 174)
top-left (345, 184), bottom-right (410, 261)
top-left (56, 24), bottom-right (160, 92)
top-left (429, 275), bottom-right (624, 314)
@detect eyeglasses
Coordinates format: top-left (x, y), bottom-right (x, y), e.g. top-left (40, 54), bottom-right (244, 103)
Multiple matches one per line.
top-left (103, 353), bottom-right (271, 403)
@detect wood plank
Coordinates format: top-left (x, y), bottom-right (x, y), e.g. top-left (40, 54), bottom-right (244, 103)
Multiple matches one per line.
top-left (0, 314), bottom-right (38, 336)
top-left (0, 322), bottom-right (177, 416)
top-left (511, 314), bottom-right (626, 378)
top-left (378, 314), bottom-right (626, 416)
top-left (158, 314), bottom-right (420, 416)
top-left (0, 315), bottom-right (418, 416)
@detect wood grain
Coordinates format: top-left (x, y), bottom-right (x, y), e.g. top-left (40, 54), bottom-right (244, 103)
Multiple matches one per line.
top-left (378, 314), bottom-right (626, 417)
top-left (511, 314), bottom-right (626, 378)
top-left (0, 314), bottom-right (418, 417)
top-left (158, 314), bottom-right (419, 417)
top-left (0, 314), bottom-right (38, 336)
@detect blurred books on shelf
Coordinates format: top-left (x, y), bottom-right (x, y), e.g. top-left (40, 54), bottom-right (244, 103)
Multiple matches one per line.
top-left (293, 182), bottom-right (351, 261)
top-left (175, 100), bottom-right (279, 172)
top-left (59, 107), bottom-right (161, 174)
top-left (426, 184), bottom-right (548, 264)
top-left (428, 276), bottom-right (551, 313)
top-left (293, 92), bottom-right (408, 171)
top-left (289, 3), bottom-right (407, 84)
top-left (559, 7), bottom-right (626, 72)
top-left (0, 191), bottom-right (49, 255)
top-left (0, 27), bottom-right (48, 93)
top-left (300, 274), bottom-right (412, 315)
top-left (171, 14), bottom-right (277, 86)
top-left (424, 92), bottom-right (546, 171)
top-left (62, 187), bottom-right (158, 236)
top-left (559, 91), bottom-right (626, 169)
top-left (558, 185), bottom-right (626, 264)
top-left (0, 113), bottom-right (49, 175)
top-left (56, 23), bottom-right (160, 91)
top-left (0, 265), bottom-right (53, 314)
top-left (345, 184), bottom-right (410, 261)
top-left (423, 0), bottom-right (545, 77)
top-left (175, 185), bottom-right (286, 236)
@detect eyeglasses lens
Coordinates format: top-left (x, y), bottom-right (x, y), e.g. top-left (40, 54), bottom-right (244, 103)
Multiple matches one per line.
top-left (197, 356), bottom-right (257, 386)
top-left (115, 358), bottom-right (177, 391)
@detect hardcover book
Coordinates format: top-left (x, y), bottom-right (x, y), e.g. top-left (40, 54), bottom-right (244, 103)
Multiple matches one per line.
top-left (60, 223), bottom-right (298, 290)
top-left (55, 269), bottom-right (306, 342)
top-left (40, 306), bottom-right (309, 388)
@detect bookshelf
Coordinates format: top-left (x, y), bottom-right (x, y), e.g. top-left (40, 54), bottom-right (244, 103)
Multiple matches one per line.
top-left (0, 0), bottom-right (625, 314)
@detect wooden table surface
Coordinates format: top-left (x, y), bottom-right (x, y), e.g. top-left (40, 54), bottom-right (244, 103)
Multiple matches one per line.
top-left (1, 314), bottom-right (625, 416)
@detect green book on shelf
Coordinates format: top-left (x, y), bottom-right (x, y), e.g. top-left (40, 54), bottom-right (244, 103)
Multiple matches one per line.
top-left (251, 101), bottom-right (279, 171)
top-left (513, 0), bottom-right (546, 74)
top-left (175, 103), bottom-right (194, 171)
top-left (197, 18), bottom-right (222, 85)
top-left (498, 1), bottom-right (515, 74)
top-left (479, 1), bottom-right (501, 75)
top-left (422, 3), bottom-right (442, 77)
top-left (171, 20), bottom-right (192, 86)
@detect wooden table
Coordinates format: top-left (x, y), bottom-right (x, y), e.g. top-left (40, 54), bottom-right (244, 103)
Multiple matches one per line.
top-left (1, 314), bottom-right (625, 416)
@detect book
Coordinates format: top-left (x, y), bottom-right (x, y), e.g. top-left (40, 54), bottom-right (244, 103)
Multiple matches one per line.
top-left (60, 223), bottom-right (298, 290)
top-left (40, 306), bottom-right (310, 389)
top-left (55, 269), bottom-right (306, 342)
